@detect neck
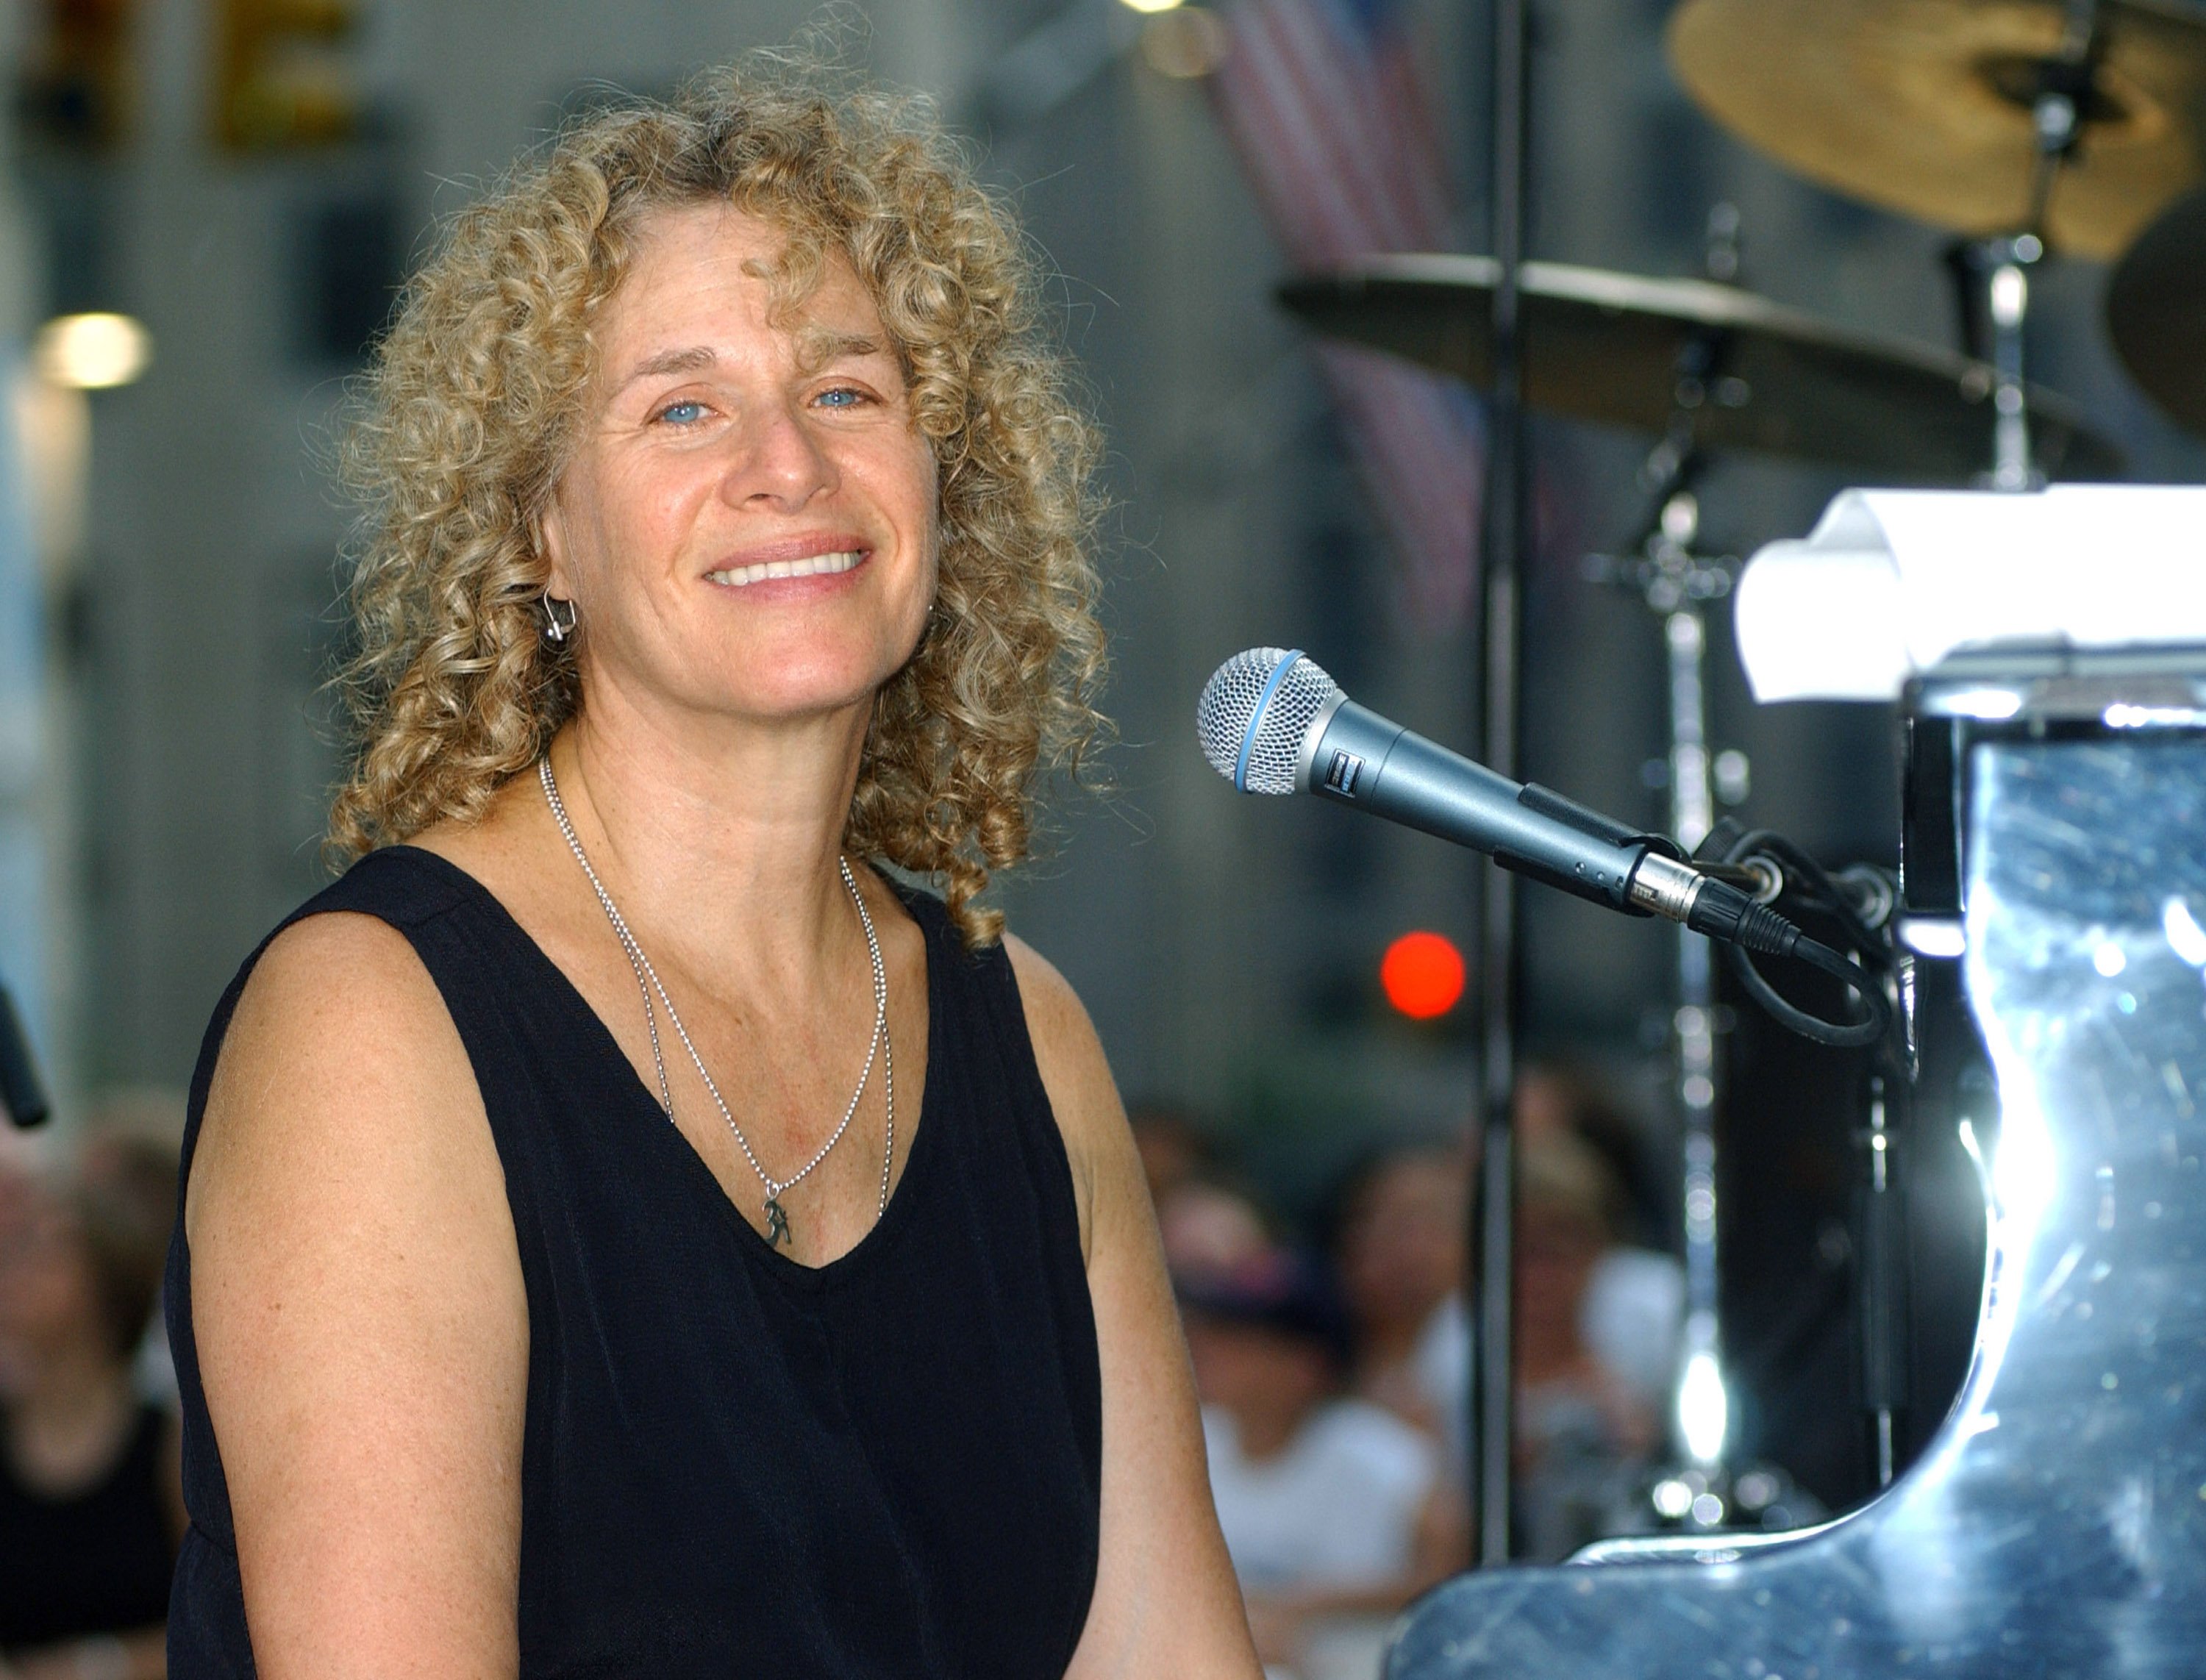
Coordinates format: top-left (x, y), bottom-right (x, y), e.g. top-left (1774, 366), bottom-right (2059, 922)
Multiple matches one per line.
top-left (552, 666), bottom-right (875, 980)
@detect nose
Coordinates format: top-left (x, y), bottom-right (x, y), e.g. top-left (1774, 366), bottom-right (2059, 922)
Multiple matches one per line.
top-left (721, 398), bottom-right (838, 510)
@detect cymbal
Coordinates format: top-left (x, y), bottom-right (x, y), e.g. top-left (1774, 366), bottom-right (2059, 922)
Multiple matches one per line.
top-left (2106, 185), bottom-right (2206, 432)
top-left (1277, 254), bottom-right (2123, 480)
top-left (1666, 0), bottom-right (2206, 260)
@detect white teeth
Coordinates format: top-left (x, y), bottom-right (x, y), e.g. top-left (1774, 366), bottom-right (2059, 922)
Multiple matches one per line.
top-left (708, 550), bottom-right (865, 587)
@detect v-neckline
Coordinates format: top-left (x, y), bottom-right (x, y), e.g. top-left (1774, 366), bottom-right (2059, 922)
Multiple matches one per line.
top-left (384, 844), bottom-right (941, 1282)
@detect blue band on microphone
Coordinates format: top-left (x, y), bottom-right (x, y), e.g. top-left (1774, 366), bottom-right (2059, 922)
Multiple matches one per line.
top-left (1234, 649), bottom-right (1304, 791)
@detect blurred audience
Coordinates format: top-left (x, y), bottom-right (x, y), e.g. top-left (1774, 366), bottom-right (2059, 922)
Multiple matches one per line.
top-left (1319, 1068), bottom-right (1685, 1564)
top-left (1514, 1062), bottom-right (1668, 1248)
top-left (0, 1134), bottom-right (185, 1679)
top-left (1157, 1176), bottom-right (1273, 1288)
top-left (1179, 1228), bottom-right (1463, 1679)
top-left (1155, 1057), bottom-right (1688, 1657)
top-left (1516, 1064), bottom-right (1686, 1416)
top-left (1513, 1129), bottom-right (1664, 1561)
top-left (1127, 1104), bottom-right (1213, 1213)
top-left (1332, 1145), bottom-right (1471, 1459)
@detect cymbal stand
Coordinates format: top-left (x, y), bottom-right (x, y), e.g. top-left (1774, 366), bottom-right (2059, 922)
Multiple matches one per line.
top-left (1591, 460), bottom-right (1827, 1532)
top-left (1950, 0), bottom-right (2099, 490)
top-left (1953, 235), bottom-right (2041, 492)
top-left (1588, 433), bottom-right (1738, 1481)
top-left (1588, 215), bottom-right (1749, 1517)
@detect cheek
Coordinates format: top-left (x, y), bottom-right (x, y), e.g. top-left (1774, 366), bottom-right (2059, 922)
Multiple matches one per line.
top-left (882, 440), bottom-right (941, 568)
top-left (549, 460), bottom-right (688, 602)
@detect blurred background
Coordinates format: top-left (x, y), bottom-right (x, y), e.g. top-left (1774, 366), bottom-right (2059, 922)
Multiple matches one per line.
top-left (1, 0), bottom-right (2203, 1671)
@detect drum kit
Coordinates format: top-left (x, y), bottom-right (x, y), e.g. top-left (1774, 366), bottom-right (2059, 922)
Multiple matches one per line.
top-left (1279, 0), bottom-right (2206, 1540)
top-left (1286, 0), bottom-right (2206, 479)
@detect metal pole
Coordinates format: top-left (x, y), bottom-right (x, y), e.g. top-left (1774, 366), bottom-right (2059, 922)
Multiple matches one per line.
top-left (1668, 601), bottom-right (1727, 1472)
top-left (1985, 242), bottom-right (2035, 492)
top-left (1471, 0), bottom-right (1530, 1569)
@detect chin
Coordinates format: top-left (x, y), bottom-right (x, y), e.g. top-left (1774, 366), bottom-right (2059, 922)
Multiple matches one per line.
top-left (705, 643), bottom-right (918, 721)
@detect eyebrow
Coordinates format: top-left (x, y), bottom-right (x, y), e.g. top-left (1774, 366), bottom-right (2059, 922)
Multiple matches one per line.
top-left (620, 345), bottom-right (719, 387)
top-left (796, 327), bottom-right (886, 371)
top-left (614, 331), bottom-right (890, 391)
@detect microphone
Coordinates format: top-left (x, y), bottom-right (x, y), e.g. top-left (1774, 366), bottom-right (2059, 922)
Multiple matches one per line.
top-left (1195, 647), bottom-right (1786, 950)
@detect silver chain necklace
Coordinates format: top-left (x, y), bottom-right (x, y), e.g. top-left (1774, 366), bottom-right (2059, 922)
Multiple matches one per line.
top-left (540, 756), bottom-right (893, 1248)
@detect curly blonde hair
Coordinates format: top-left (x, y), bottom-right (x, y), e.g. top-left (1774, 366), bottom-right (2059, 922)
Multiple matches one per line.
top-left (329, 54), bottom-right (1107, 944)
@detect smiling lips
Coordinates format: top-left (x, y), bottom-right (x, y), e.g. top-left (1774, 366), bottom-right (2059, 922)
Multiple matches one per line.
top-left (705, 549), bottom-right (867, 588)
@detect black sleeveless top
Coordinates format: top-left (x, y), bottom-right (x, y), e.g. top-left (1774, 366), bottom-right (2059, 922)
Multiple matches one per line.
top-left (0, 1402), bottom-right (175, 1648)
top-left (164, 846), bottom-right (1102, 1678)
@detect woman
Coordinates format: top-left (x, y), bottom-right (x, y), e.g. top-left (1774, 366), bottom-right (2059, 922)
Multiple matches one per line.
top-left (1512, 1132), bottom-right (1660, 1562)
top-left (0, 1143), bottom-right (185, 1679)
top-left (170, 58), bottom-right (1260, 1679)
top-left (1332, 1145), bottom-right (1471, 1448)
top-left (1180, 1243), bottom-right (1460, 1679)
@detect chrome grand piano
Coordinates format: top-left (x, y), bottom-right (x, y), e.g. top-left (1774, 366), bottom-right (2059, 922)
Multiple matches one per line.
top-left (1391, 487), bottom-right (2206, 1679)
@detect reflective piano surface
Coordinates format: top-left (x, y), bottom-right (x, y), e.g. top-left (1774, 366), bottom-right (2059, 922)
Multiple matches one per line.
top-left (1391, 671), bottom-right (2206, 1679)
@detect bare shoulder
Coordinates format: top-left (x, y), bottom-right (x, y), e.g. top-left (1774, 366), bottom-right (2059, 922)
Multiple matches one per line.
top-left (189, 909), bottom-right (529, 1673)
top-left (190, 905), bottom-right (515, 1301)
top-left (1002, 934), bottom-right (1095, 1054)
top-left (193, 911), bottom-right (476, 1212)
top-left (1004, 934), bottom-right (1136, 1264)
top-left (1003, 934), bottom-right (1118, 1127)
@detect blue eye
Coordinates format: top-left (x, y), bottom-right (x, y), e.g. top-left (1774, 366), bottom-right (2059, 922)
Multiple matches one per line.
top-left (815, 387), bottom-right (865, 409)
top-left (656, 400), bottom-right (707, 425)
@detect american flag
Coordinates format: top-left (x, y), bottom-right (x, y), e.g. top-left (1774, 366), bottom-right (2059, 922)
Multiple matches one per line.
top-left (1208, 0), bottom-right (1484, 634)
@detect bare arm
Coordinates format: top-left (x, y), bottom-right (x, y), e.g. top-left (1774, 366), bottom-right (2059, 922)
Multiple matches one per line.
top-left (1005, 937), bottom-right (1263, 1680)
top-left (186, 913), bottom-right (529, 1679)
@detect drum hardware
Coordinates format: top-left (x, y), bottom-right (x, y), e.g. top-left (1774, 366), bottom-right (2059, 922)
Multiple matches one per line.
top-left (1952, 235), bottom-right (2046, 489)
top-left (1586, 520), bottom-right (1819, 1527)
top-left (1585, 477), bottom-right (1805, 1534)
top-left (1664, 0), bottom-right (2206, 262)
top-left (1274, 257), bottom-right (2123, 480)
top-left (1577, 210), bottom-right (1911, 1517)
top-left (1589, 474), bottom-right (1741, 1509)
top-left (1965, 1), bottom-right (2102, 487)
top-left (1581, 218), bottom-right (1747, 1498)
top-left (1666, 0), bottom-right (2206, 482)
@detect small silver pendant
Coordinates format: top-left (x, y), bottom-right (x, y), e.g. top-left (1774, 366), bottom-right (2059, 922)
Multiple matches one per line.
top-left (764, 1197), bottom-right (792, 1247)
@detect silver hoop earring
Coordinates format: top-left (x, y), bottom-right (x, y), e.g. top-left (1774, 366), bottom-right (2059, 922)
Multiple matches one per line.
top-left (543, 595), bottom-right (578, 645)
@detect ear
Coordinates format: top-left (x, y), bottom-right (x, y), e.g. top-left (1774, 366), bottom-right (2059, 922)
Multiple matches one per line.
top-left (535, 487), bottom-right (577, 601)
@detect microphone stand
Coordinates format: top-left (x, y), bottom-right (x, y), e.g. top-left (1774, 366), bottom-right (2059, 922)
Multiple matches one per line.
top-left (1470, 0), bottom-right (1532, 1568)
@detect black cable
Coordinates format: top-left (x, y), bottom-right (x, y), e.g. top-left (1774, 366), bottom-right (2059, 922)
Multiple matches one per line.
top-left (1742, 934), bottom-right (1890, 1050)
top-left (1680, 873), bottom-right (1892, 1049)
top-left (1691, 828), bottom-right (1896, 1049)
top-left (1718, 829), bottom-right (1887, 959)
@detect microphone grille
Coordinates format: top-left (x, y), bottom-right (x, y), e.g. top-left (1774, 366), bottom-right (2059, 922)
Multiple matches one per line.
top-left (1196, 647), bottom-right (1342, 796)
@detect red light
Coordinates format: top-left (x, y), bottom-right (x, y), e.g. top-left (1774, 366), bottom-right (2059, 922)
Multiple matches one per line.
top-left (1381, 931), bottom-right (1466, 1020)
